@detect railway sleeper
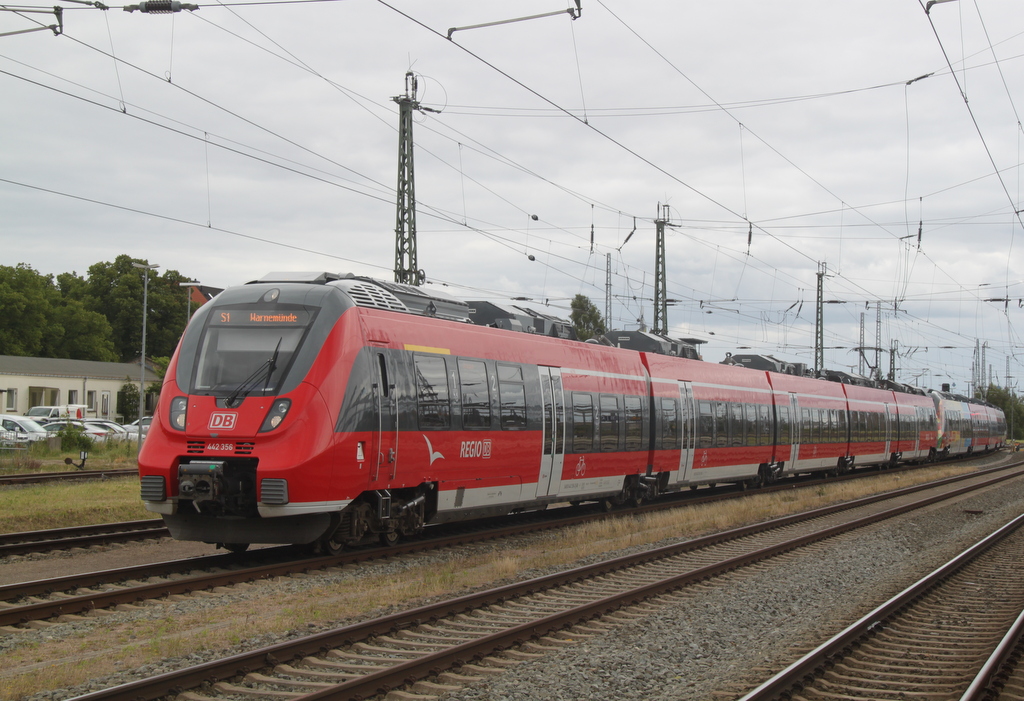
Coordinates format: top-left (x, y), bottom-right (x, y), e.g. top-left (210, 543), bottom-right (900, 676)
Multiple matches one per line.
top-left (243, 673), bottom-right (334, 690)
top-left (375, 634), bottom-right (449, 651)
top-left (274, 663), bottom-right (362, 680)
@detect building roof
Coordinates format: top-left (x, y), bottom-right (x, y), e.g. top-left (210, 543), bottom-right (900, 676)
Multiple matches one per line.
top-left (0, 355), bottom-right (161, 383)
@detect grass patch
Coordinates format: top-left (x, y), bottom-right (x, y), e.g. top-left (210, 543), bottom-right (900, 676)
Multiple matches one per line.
top-left (0, 439), bottom-right (140, 476)
top-left (0, 478), bottom-right (150, 532)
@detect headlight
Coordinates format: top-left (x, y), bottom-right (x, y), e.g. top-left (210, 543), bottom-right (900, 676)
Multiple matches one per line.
top-left (169, 396), bottom-right (188, 431)
top-left (260, 399), bottom-right (291, 432)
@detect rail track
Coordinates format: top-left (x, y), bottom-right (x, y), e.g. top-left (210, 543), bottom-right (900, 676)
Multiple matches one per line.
top-left (0, 467), bottom-right (137, 486)
top-left (0, 451), bottom-right (994, 557)
top-left (57, 460), bottom-right (1024, 701)
top-left (1, 460), bottom-right (1016, 633)
top-left (0, 519), bottom-right (168, 557)
top-left (739, 511), bottom-right (1024, 700)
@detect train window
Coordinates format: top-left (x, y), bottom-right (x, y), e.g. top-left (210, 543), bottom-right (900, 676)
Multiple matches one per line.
top-left (698, 401), bottom-right (714, 449)
top-left (572, 393), bottom-right (594, 453)
top-left (499, 386), bottom-right (526, 429)
top-left (599, 395), bottom-right (620, 452)
top-left (715, 402), bottom-right (729, 448)
top-left (458, 359), bottom-right (490, 429)
top-left (660, 398), bottom-right (679, 451)
top-left (801, 408), bottom-right (812, 443)
top-left (680, 390), bottom-right (694, 450)
top-left (744, 404), bottom-right (757, 446)
top-left (758, 404), bottom-right (771, 446)
top-left (625, 396), bottom-right (644, 451)
top-left (829, 409), bottom-right (839, 443)
top-left (837, 410), bottom-right (847, 443)
top-left (777, 405), bottom-right (791, 445)
top-left (730, 403), bottom-right (745, 447)
top-left (414, 354), bottom-right (450, 429)
top-left (553, 376), bottom-right (565, 452)
top-left (376, 354), bottom-right (390, 398)
top-left (498, 364), bottom-right (523, 382)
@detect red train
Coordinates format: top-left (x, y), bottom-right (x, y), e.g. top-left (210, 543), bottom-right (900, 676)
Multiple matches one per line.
top-left (138, 273), bottom-right (1006, 553)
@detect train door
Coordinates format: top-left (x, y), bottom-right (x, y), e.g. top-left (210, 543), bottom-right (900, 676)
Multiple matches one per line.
top-left (787, 393), bottom-right (800, 466)
top-left (677, 382), bottom-right (695, 481)
top-left (371, 351), bottom-right (398, 485)
top-left (536, 367), bottom-right (565, 498)
top-left (884, 403), bottom-right (894, 459)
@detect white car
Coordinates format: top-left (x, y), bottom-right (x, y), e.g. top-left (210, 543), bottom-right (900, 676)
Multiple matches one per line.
top-left (83, 419), bottom-right (132, 441)
top-left (123, 417), bottom-right (152, 437)
top-left (41, 420), bottom-right (114, 443)
top-left (0, 415), bottom-right (49, 444)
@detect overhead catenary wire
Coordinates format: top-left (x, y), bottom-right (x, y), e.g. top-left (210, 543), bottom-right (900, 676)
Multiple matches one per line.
top-left (3, 0), bottom-right (1017, 385)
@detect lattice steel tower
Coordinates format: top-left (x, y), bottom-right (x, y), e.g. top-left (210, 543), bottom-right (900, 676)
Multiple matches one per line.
top-left (652, 203), bottom-right (670, 336)
top-left (393, 72), bottom-right (435, 286)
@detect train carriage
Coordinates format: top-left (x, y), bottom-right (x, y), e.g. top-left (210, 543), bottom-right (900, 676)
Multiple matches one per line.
top-left (892, 390), bottom-right (938, 462)
top-left (931, 391), bottom-right (973, 457)
top-left (643, 355), bottom-right (774, 491)
top-left (765, 372), bottom-right (850, 476)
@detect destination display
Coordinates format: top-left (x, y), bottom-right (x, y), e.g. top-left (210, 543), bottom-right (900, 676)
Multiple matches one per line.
top-left (210, 308), bottom-right (312, 326)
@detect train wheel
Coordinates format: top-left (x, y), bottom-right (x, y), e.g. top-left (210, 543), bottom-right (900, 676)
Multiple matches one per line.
top-left (319, 532), bottom-right (345, 556)
top-left (379, 531), bottom-right (400, 547)
top-left (689, 484), bottom-right (698, 491)
top-left (223, 542), bottom-right (249, 554)
top-left (600, 498), bottom-right (615, 512)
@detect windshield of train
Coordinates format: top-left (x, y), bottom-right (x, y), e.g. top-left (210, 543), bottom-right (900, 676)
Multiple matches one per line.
top-left (191, 307), bottom-right (315, 396)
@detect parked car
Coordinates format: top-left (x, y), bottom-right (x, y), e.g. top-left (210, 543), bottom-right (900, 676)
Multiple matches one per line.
top-left (41, 420), bottom-right (113, 443)
top-left (123, 417), bottom-right (152, 437)
top-left (0, 415), bottom-right (49, 444)
top-left (82, 419), bottom-right (131, 441)
top-left (26, 405), bottom-right (88, 420)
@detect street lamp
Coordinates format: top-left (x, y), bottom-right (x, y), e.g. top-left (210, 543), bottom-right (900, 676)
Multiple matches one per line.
top-left (179, 281), bottom-right (201, 327)
top-left (132, 262), bottom-right (159, 454)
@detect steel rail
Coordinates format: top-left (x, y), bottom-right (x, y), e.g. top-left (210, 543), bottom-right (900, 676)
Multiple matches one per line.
top-left (65, 463), bottom-right (1024, 701)
top-left (7, 462), bottom-right (1021, 629)
top-left (0, 468), bottom-right (137, 485)
top-left (738, 512), bottom-right (1024, 701)
top-left (960, 604), bottom-right (1024, 700)
top-left (0, 519), bottom-right (169, 557)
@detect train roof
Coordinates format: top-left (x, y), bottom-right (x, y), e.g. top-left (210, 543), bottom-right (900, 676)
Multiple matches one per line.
top-left (251, 272), bottom-right (472, 322)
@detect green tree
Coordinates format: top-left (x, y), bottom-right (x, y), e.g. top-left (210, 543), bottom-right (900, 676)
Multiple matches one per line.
top-left (0, 264), bottom-right (116, 361)
top-left (570, 294), bottom-right (606, 342)
top-left (0, 264), bottom-right (53, 356)
top-left (45, 299), bottom-right (118, 361)
top-left (84, 255), bottom-right (191, 362)
top-left (118, 381), bottom-right (139, 423)
top-left (983, 385), bottom-right (1024, 440)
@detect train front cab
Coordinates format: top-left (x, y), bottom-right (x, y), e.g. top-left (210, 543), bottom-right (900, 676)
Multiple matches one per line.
top-left (139, 278), bottom-right (365, 549)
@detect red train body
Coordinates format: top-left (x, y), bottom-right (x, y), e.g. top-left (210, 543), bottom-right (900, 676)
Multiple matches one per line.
top-left (138, 273), bottom-right (1006, 553)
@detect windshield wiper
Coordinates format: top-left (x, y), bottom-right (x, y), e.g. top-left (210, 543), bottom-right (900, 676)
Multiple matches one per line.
top-left (225, 338), bottom-right (282, 408)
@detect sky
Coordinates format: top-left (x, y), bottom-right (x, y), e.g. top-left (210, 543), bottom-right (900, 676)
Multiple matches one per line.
top-left (2, 0), bottom-right (1024, 393)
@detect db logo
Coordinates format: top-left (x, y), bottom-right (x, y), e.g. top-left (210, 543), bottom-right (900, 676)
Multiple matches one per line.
top-left (208, 412), bottom-right (238, 430)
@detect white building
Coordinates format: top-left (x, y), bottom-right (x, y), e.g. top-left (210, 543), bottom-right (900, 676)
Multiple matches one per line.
top-left (0, 355), bottom-right (162, 421)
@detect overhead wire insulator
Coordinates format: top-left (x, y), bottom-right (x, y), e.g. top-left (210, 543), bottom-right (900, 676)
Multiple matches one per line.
top-left (124, 1), bottom-right (198, 13)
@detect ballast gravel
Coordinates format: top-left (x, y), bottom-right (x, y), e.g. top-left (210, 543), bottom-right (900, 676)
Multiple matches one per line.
top-left (441, 473), bottom-right (1024, 701)
top-left (6, 457), bottom-right (1024, 701)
